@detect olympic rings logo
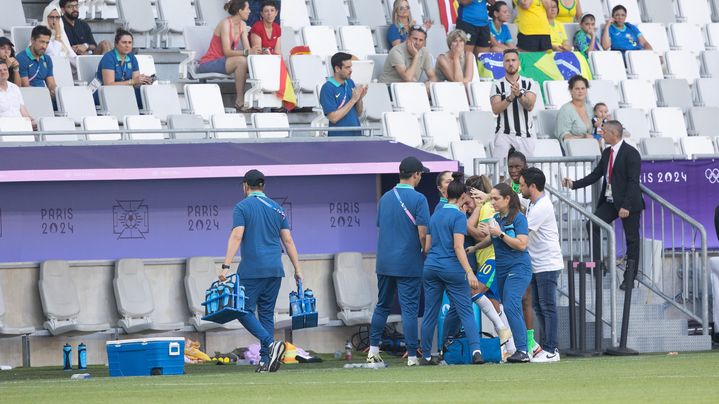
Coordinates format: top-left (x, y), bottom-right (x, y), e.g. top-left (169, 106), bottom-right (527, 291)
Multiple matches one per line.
top-left (706, 168), bottom-right (719, 184)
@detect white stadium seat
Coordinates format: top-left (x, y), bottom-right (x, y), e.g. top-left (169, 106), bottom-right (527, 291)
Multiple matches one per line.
top-left (391, 83), bottom-right (431, 114)
top-left (705, 23), bottom-right (719, 49)
top-left (348, 0), bottom-right (388, 27)
top-left (363, 83), bottom-right (393, 122)
top-left (695, 78), bottom-right (719, 108)
top-left (615, 108), bottom-right (652, 140)
top-left (0, 0), bottom-right (31, 32)
top-left (533, 138), bottom-right (564, 157)
top-left (141, 84), bottom-right (182, 123)
top-left (537, 110), bottom-right (559, 139)
top-left (83, 116), bottom-right (121, 141)
top-left (676, 0), bottom-right (713, 26)
top-left (620, 79), bottom-right (658, 112)
top-left (290, 55), bottom-right (326, 109)
top-left (247, 55), bottom-right (283, 109)
top-left (459, 111), bottom-right (495, 146)
top-left (0, 117), bottom-right (34, 142)
top-left (182, 26), bottom-right (231, 80)
top-left (641, 136), bottom-right (680, 156)
top-left (58, 86), bottom-right (97, 125)
top-left (117, 0), bottom-right (160, 48)
top-left (688, 106), bottom-right (719, 136)
top-left (382, 111), bottom-right (423, 148)
top-left (423, 111), bottom-right (461, 156)
top-left (636, 23), bottom-right (671, 54)
top-left (467, 81), bottom-right (494, 111)
top-left (311, 0), bottom-right (350, 27)
top-left (680, 136), bottom-right (716, 157)
top-left (38, 117), bottom-right (80, 142)
top-left (49, 55), bottom-right (75, 88)
top-left (19, 87), bottom-right (54, 120)
top-left (339, 26), bottom-right (376, 59)
top-left (450, 140), bottom-right (487, 176)
top-left (565, 138), bottom-right (601, 157)
top-left (99, 86), bottom-right (140, 122)
top-left (665, 50), bottom-right (701, 81)
top-left (669, 23), bottom-right (706, 53)
top-left (184, 83), bottom-right (226, 120)
top-left (701, 50), bottom-right (719, 77)
top-left (281, 0), bottom-right (312, 32)
top-left (590, 51), bottom-right (627, 82)
top-left (252, 112), bottom-right (290, 138)
top-left (431, 82), bottom-right (470, 114)
top-left (157, 0), bottom-right (196, 48)
top-left (302, 26), bottom-right (339, 59)
top-left (543, 80), bottom-right (570, 110)
top-left (211, 113), bottom-right (249, 139)
top-left (650, 107), bottom-right (688, 141)
top-left (76, 55), bottom-right (104, 84)
top-left (124, 115), bottom-right (165, 140)
top-left (639, 0), bottom-right (677, 24)
top-left (655, 79), bottom-right (694, 112)
top-left (587, 80), bottom-right (621, 112)
top-left (626, 51), bottom-right (665, 81)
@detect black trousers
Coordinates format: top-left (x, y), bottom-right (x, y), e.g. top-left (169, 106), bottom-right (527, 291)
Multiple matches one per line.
top-left (589, 202), bottom-right (641, 280)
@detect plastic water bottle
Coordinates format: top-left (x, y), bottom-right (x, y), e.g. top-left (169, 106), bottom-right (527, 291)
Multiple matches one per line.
top-left (236, 285), bottom-right (245, 310)
top-left (70, 373), bottom-right (91, 380)
top-left (303, 289), bottom-right (315, 313)
top-left (78, 343), bottom-right (87, 370)
top-left (63, 343), bottom-right (72, 370)
top-left (209, 287), bottom-right (219, 314)
top-left (289, 291), bottom-right (301, 315)
top-left (344, 340), bottom-right (352, 361)
top-left (218, 285), bottom-right (229, 310)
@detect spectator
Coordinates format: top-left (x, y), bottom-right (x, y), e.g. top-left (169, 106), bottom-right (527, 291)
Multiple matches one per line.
top-left (515, 0), bottom-right (553, 52)
top-left (490, 49), bottom-right (537, 173)
top-left (60, 0), bottom-right (111, 55)
top-left (387, 0), bottom-right (433, 49)
top-left (435, 29), bottom-right (475, 83)
top-left (562, 120), bottom-right (644, 291)
top-left (519, 167), bottom-right (563, 363)
top-left (0, 61), bottom-right (35, 128)
top-left (17, 26), bottom-right (57, 98)
top-left (574, 13), bottom-right (601, 58)
top-left (95, 29), bottom-right (152, 109)
top-left (456, 0), bottom-right (491, 55)
top-left (379, 25), bottom-right (438, 85)
top-left (481, 182), bottom-right (533, 363)
top-left (556, 75), bottom-right (594, 143)
top-left (198, 0), bottom-right (262, 112)
top-left (489, 1), bottom-right (516, 52)
top-left (42, 3), bottom-right (77, 62)
top-left (319, 52), bottom-right (367, 137)
top-left (591, 102), bottom-right (610, 142)
top-left (0, 37), bottom-right (21, 86)
top-left (555, 0), bottom-right (582, 23)
top-left (250, 0), bottom-right (282, 55)
top-left (601, 5), bottom-right (652, 52)
top-left (248, 0), bottom-right (280, 27)
top-left (547, 0), bottom-right (572, 52)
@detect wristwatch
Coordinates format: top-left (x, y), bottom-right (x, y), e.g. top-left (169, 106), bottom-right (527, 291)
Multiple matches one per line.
top-left (221, 264), bottom-right (231, 270)
top-left (499, 232), bottom-right (506, 240)
top-left (519, 88), bottom-right (527, 98)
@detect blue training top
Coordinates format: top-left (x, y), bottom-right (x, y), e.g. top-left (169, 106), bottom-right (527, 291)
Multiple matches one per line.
top-left (608, 22), bottom-right (643, 51)
top-left (425, 204), bottom-right (468, 273)
top-left (376, 184), bottom-right (430, 277)
top-left (17, 47), bottom-right (54, 87)
top-left (491, 211), bottom-right (532, 276)
top-left (490, 22), bottom-right (512, 44)
top-left (458, 0), bottom-right (489, 27)
top-left (387, 24), bottom-right (408, 48)
top-left (319, 77), bottom-right (361, 136)
top-left (232, 191), bottom-right (290, 279)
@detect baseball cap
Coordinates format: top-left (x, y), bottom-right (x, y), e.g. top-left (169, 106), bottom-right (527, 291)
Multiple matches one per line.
top-left (243, 169), bottom-right (265, 186)
top-left (399, 156), bottom-right (429, 174)
top-left (0, 37), bottom-right (14, 49)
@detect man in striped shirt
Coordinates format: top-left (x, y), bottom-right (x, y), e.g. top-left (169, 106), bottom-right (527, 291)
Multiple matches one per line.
top-left (490, 49), bottom-right (538, 177)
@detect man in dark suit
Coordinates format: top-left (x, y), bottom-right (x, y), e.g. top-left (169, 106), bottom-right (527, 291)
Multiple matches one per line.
top-left (562, 120), bottom-right (644, 290)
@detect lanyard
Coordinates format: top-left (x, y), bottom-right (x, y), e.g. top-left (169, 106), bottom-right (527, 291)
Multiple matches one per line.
top-left (393, 188), bottom-right (416, 225)
top-left (253, 195), bottom-right (286, 219)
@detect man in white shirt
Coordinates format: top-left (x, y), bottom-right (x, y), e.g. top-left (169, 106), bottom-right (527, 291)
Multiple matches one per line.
top-left (0, 61), bottom-right (34, 126)
top-left (520, 167), bottom-right (563, 363)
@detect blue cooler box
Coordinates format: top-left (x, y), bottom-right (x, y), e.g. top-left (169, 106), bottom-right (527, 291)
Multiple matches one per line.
top-left (106, 337), bottom-right (185, 377)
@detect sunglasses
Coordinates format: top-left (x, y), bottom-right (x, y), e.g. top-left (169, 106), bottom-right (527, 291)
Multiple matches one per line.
top-left (410, 24), bottom-right (426, 34)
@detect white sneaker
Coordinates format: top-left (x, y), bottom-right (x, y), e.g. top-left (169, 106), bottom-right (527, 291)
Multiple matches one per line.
top-left (366, 351), bottom-right (384, 364)
top-left (407, 357), bottom-right (419, 367)
top-left (531, 344), bottom-right (543, 360)
top-left (498, 328), bottom-right (512, 345)
top-left (531, 349), bottom-right (560, 363)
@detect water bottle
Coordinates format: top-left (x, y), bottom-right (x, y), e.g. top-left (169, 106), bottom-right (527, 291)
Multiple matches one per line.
top-left (208, 287), bottom-right (219, 314)
top-left (303, 289), bottom-right (315, 313)
top-left (236, 285), bottom-right (245, 310)
top-left (78, 342), bottom-right (87, 370)
top-left (63, 343), bottom-right (72, 370)
top-left (218, 284), bottom-right (229, 310)
top-left (289, 291), bottom-right (301, 316)
top-left (344, 340), bottom-right (352, 361)
top-left (70, 373), bottom-right (91, 380)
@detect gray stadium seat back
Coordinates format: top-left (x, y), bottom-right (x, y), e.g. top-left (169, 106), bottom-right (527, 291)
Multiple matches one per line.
top-left (141, 84), bottom-right (182, 123)
top-left (566, 138), bottom-right (602, 157)
top-left (183, 26), bottom-right (231, 80)
top-left (312, 0), bottom-right (350, 27)
top-left (615, 108), bottom-right (651, 140)
top-left (10, 26), bottom-right (32, 50)
top-left (537, 109), bottom-right (559, 138)
top-left (58, 86), bottom-right (97, 125)
top-left (158, 0), bottom-right (195, 33)
top-left (349, 0), bottom-right (388, 26)
top-left (0, 0), bottom-right (27, 32)
top-left (702, 51), bottom-right (719, 78)
top-left (587, 80), bottom-right (621, 112)
top-left (49, 55), bottom-right (75, 88)
top-left (0, 280), bottom-right (33, 335)
top-left (364, 82), bottom-right (392, 122)
top-left (641, 137), bottom-right (679, 156)
top-left (195, 0), bottom-right (226, 26)
top-left (38, 117), bottom-right (81, 142)
top-left (117, 0), bottom-right (158, 47)
top-left (114, 259), bottom-right (155, 318)
top-left (367, 53), bottom-right (388, 81)
top-left (426, 25), bottom-right (448, 59)
top-left (38, 260), bottom-right (81, 320)
top-left (373, 25), bottom-right (391, 54)
top-left (688, 106), bottom-right (719, 137)
top-left (290, 54), bottom-right (326, 108)
top-left (640, 0), bottom-right (677, 24)
top-left (460, 110), bottom-right (495, 145)
top-left (19, 87), bottom-right (55, 119)
top-left (696, 78), bottom-right (719, 108)
top-left (656, 79), bottom-right (693, 112)
top-left (76, 55), bottom-right (104, 84)
top-left (333, 252), bottom-right (373, 325)
top-left (168, 114), bottom-right (207, 139)
top-left (99, 86), bottom-right (140, 122)
top-left (184, 257), bottom-right (217, 316)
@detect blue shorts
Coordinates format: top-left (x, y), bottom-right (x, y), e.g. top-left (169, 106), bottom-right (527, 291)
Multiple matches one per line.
top-left (198, 57), bottom-right (228, 74)
top-left (471, 259), bottom-right (501, 303)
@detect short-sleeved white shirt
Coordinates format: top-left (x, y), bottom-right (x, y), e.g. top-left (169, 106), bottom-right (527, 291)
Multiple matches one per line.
top-left (526, 193), bottom-right (564, 273)
top-left (0, 81), bottom-right (25, 118)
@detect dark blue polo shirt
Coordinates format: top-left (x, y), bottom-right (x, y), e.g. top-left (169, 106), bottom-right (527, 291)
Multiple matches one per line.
top-left (17, 47), bottom-right (54, 87)
top-left (319, 77), bottom-right (361, 137)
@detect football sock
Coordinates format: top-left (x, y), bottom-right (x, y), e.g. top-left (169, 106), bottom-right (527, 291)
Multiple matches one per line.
top-left (368, 346), bottom-right (379, 355)
top-left (499, 305), bottom-right (516, 352)
top-left (477, 295), bottom-right (504, 331)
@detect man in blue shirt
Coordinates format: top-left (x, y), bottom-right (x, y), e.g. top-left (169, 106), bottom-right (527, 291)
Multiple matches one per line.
top-left (367, 156), bottom-right (430, 367)
top-left (219, 169), bottom-right (303, 373)
top-left (17, 26), bottom-right (56, 97)
top-left (319, 52), bottom-right (367, 137)
top-left (456, 0), bottom-right (491, 55)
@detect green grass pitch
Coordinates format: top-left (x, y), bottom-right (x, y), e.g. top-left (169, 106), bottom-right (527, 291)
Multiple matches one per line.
top-left (2, 351), bottom-right (718, 403)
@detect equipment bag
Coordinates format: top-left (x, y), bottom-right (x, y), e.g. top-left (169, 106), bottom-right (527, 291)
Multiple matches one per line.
top-left (442, 332), bottom-right (502, 364)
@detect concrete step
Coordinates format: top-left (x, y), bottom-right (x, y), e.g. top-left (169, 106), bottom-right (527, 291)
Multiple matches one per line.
top-left (558, 317), bottom-right (688, 341)
top-left (624, 334), bottom-right (712, 353)
top-left (557, 303), bottom-right (667, 322)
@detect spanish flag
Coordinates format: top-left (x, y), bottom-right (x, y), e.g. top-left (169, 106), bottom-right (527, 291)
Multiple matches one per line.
top-left (278, 59), bottom-right (297, 111)
top-left (438, 0), bottom-right (459, 33)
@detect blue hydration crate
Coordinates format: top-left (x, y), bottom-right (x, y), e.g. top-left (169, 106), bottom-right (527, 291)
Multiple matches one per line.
top-left (106, 337), bottom-right (184, 377)
top-left (201, 273), bottom-right (248, 324)
top-left (289, 280), bottom-right (318, 330)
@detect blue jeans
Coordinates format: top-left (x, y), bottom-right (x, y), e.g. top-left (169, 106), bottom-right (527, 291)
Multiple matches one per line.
top-left (237, 276), bottom-right (281, 363)
top-left (421, 269), bottom-right (480, 357)
top-left (370, 275), bottom-right (421, 356)
top-left (531, 270), bottom-right (560, 352)
top-left (496, 267), bottom-right (532, 352)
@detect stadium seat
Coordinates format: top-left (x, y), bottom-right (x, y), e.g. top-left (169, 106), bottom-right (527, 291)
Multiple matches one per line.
top-left (311, 0), bottom-right (350, 26)
top-left (391, 82), bottom-right (431, 114)
top-left (117, 0), bottom-right (160, 48)
top-left (680, 135), bottom-right (716, 157)
top-left (431, 82), bottom-right (470, 114)
top-left (114, 259), bottom-right (184, 334)
top-left (688, 106), bottom-right (719, 136)
top-left (302, 26), bottom-right (339, 59)
top-left (290, 54), bottom-right (325, 109)
top-left (368, 53), bottom-right (388, 81)
top-left (348, 0), bottom-right (388, 27)
top-left (38, 117), bottom-right (80, 142)
top-left (19, 87), bottom-right (55, 120)
top-left (426, 25), bottom-right (449, 59)
top-left (38, 260), bottom-right (111, 336)
top-left (182, 26), bottom-right (231, 81)
top-left (450, 140), bottom-right (487, 176)
top-left (543, 80), bottom-right (570, 110)
top-left (656, 79), bottom-right (693, 112)
top-left (587, 80), bottom-right (621, 112)
top-left (195, 0), bottom-right (225, 26)
top-left (606, 0), bottom-right (642, 25)
top-left (565, 138), bottom-right (601, 157)
top-left (423, 111), bottom-right (461, 156)
top-left (99, 86), bottom-right (140, 122)
top-left (676, 0), bottom-right (713, 26)
top-left (695, 78), bottom-right (719, 107)
top-left (10, 26), bottom-right (32, 52)
top-left (58, 86), bottom-right (96, 125)
top-left (83, 116), bottom-right (121, 141)
top-left (211, 113), bottom-right (249, 139)
top-left (124, 115), bottom-right (165, 140)
top-left (650, 107), bottom-right (688, 140)
top-left (467, 81), bottom-right (493, 111)
top-left (92, 0), bottom-right (120, 20)
top-left (251, 112), bottom-right (290, 138)
top-left (136, 55), bottom-right (158, 80)
top-left (537, 109), bottom-right (559, 139)
top-left (363, 82), bottom-right (393, 122)
top-left (533, 138), bottom-right (564, 157)
top-left (339, 26), bottom-right (376, 59)
top-left (615, 108), bottom-right (652, 140)
top-left (701, 50), bottom-right (719, 77)
top-left (279, 25), bottom-right (297, 60)
top-left (348, 60), bottom-right (375, 85)
top-left (564, 23), bottom-right (581, 45)
top-left (157, 0), bottom-right (196, 48)
top-left (141, 84), bottom-right (183, 123)
top-left (665, 50), bottom-right (701, 81)
top-left (382, 111), bottom-right (423, 148)
top-left (281, 0), bottom-right (312, 32)
top-left (184, 257), bottom-right (242, 331)
top-left (76, 55), bottom-right (104, 84)
top-left (0, 280), bottom-right (34, 336)
top-left (590, 51), bottom-right (627, 82)
top-left (373, 25), bottom-right (391, 54)
top-left (582, 0), bottom-right (606, 21)
top-left (620, 80), bottom-right (658, 112)
top-left (0, 0), bottom-right (32, 33)
top-left (0, 117), bottom-right (34, 142)
top-left (459, 110), bottom-right (495, 145)
top-left (185, 83), bottom-right (227, 120)
top-left (641, 136), bottom-right (681, 156)
top-left (49, 55), bottom-right (75, 88)
top-left (705, 23), bottom-right (719, 49)
top-left (626, 51), bottom-right (665, 81)
top-left (333, 252), bottom-right (374, 326)
top-left (712, 0), bottom-right (719, 23)
top-left (639, 0), bottom-right (677, 24)
top-left (636, 23), bottom-right (671, 54)
top-left (669, 23), bottom-right (706, 53)
top-left (168, 114), bottom-right (207, 140)
top-left (246, 55), bottom-right (283, 109)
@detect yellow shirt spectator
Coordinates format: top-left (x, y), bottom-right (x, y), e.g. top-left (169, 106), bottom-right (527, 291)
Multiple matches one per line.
top-left (549, 20), bottom-right (568, 49)
top-left (516, 0), bottom-right (550, 36)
